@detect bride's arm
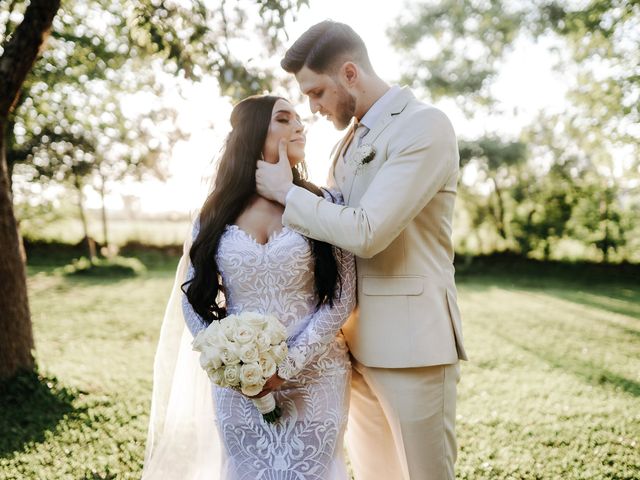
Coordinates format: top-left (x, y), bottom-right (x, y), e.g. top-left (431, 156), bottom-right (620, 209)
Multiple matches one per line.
top-left (277, 246), bottom-right (356, 380)
top-left (182, 263), bottom-right (207, 337)
top-left (181, 220), bottom-right (208, 337)
top-left (277, 190), bottom-right (356, 380)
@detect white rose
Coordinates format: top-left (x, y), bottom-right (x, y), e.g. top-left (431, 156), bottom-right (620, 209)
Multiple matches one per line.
top-left (221, 314), bottom-right (239, 326)
top-left (270, 342), bottom-right (288, 363)
top-left (211, 331), bottom-right (234, 352)
top-left (198, 350), bottom-right (210, 369)
top-left (265, 330), bottom-right (281, 346)
top-left (240, 363), bottom-right (264, 387)
top-left (200, 325), bottom-right (215, 342)
top-left (220, 345), bottom-right (241, 365)
top-left (233, 324), bottom-right (257, 344)
top-left (266, 321), bottom-right (287, 344)
top-left (265, 314), bottom-right (280, 326)
top-left (240, 382), bottom-right (263, 397)
top-left (192, 330), bottom-right (208, 352)
top-left (207, 367), bottom-right (226, 387)
top-left (239, 344), bottom-right (260, 364)
top-left (243, 312), bottom-right (268, 329)
top-left (199, 348), bottom-right (223, 370)
top-left (220, 315), bottom-right (239, 339)
top-left (259, 353), bottom-right (277, 378)
top-left (205, 324), bottom-right (227, 346)
top-left (255, 332), bottom-right (271, 353)
top-left (223, 364), bottom-right (241, 387)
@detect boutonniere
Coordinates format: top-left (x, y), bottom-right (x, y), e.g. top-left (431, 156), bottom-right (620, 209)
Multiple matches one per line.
top-left (354, 144), bottom-right (376, 166)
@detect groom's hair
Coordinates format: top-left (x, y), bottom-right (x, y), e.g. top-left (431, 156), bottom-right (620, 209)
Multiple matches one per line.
top-left (281, 20), bottom-right (374, 75)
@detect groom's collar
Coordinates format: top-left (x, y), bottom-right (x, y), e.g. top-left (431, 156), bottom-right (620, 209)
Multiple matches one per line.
top-left (387, 86), bottom-right (415, 116)
top-left (355, 86), bottom-right (414, 144)
top-left (359, 85), bottom-right (402, 131)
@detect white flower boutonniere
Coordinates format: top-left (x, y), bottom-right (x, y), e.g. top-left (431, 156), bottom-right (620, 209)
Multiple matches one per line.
top-left (354, 144), bottom-right (376, 167)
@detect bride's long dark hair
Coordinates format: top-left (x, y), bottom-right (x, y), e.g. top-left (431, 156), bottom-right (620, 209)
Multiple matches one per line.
top-left (182, 95), bottom-right (340, 325)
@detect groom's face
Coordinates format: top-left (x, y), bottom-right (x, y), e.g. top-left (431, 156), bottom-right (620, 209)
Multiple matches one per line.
top-left (296, 66), bottom-right (355, 130)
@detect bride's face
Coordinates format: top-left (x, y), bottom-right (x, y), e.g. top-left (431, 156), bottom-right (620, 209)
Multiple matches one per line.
top-left (262, 99), bottom-right (306, 166)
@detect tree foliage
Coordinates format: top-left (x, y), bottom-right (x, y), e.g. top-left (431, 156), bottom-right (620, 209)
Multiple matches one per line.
top-left (391, 1), bottom-right (638, 124)
top-left (4, 0), bottom-right (307, 251)
top-left (0, 0), bottom-right (308, 378)
top-left (459, 138), bottom-right (527, 242)
top-left (392, 0), bottom-right (639, 261)
top-left (130, 0), bottom-right (308, 99)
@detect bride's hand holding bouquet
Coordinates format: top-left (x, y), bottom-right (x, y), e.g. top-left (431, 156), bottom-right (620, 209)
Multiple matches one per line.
top-left (192, 312), bottom-right (288, 423)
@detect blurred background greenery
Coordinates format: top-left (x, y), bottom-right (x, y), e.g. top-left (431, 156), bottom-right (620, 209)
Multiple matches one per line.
top-left (4, 0), bottom-right (638, 263)
top-left (1, 1), bottom-right (638, 479)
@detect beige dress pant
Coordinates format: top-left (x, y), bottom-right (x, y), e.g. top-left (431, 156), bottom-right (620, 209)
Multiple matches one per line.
top-left (346, 358), bottom-right (460, 480)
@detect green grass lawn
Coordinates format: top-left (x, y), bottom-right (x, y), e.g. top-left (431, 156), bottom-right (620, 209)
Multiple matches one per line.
top-left (1, 257), bottom-right (638, 479)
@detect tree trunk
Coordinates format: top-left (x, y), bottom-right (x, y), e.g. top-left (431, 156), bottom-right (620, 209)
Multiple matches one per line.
top-left (73, 173), bottom-right (96, 261)
top-left (489, 175), bottom-right (508, 241)
top-left (0, 1), bottom-right (60, 116)
top-left (99, 170), bottom-right (109, 252)
top-left (4, 118), bottom-right (15, 192)
top-left (0, 0), bottom-right (61, 380)
top-left (0, 124), bottom-right (34, 380)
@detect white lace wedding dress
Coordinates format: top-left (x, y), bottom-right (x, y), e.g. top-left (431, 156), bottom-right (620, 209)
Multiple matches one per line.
top-left (181, 207), bottom-right (356, 479)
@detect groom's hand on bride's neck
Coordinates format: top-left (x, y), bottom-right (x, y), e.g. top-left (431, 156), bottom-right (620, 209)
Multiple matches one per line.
top-left (256, 139), bottom-right (294, 205)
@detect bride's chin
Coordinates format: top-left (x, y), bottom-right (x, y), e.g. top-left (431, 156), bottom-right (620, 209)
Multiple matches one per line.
top-left (288, 148), bottom-right (305, 166)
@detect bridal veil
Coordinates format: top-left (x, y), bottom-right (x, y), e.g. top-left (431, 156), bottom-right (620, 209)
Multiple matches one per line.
top-left (141, 224), bottom-right (226, 479)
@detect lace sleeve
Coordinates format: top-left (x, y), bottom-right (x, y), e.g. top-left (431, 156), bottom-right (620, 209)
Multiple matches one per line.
top-left (182, 219), bottom-right (207, 337)
top-left (277, 246), bottom-right (356, 380)
top-left (320, 187), bottom-right (344, 204)
top-left (277, 190), bottom-right (356, 380)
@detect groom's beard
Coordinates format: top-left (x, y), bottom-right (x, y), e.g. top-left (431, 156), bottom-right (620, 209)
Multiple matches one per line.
top-left (335, 84), bottom-right (356, 130)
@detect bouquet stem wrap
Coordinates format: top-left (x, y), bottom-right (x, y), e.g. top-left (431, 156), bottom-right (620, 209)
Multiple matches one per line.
top-left (251, 393), bottom-right (282, 423)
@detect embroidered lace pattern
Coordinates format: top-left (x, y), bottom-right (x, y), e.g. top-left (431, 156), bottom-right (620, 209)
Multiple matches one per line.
top-left (182, 192), bottom-right (356, 479)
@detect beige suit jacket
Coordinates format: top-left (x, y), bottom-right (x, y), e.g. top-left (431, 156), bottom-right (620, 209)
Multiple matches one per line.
top-left (284, 87), bottom-right (467, 368)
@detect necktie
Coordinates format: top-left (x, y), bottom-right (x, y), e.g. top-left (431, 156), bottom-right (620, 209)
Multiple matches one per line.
top-left (343, 119), bottom-right (366, 163)
top-left (354, 123), bottom-right (368, 147)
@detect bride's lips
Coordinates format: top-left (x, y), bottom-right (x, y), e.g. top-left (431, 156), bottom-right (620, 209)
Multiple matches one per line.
top-left (290, 137), bottom-right (306, 144)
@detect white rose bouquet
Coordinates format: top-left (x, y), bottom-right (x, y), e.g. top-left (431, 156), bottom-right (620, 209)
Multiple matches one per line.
top-left (192, 312), bottom-right (288, 423)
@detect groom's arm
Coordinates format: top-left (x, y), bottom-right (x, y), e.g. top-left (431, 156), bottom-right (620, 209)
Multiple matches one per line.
top-left (283, 107), bottom-right (458, 259)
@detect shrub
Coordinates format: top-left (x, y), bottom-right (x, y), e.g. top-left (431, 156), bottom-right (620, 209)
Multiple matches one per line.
top-left (60, 256), bottom-right (147, 277)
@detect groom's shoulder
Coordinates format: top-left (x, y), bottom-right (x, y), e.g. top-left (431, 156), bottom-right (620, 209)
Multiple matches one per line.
top-left (403, 92), bottom-right (453, 124)
top-left (396, 96), bottom-right (456, 138)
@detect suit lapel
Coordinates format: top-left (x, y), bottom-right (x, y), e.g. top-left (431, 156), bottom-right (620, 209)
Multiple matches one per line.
top-left (343, 87), bottom-right (414, 204)
top-left (361, 87), bottom-right (413, 146)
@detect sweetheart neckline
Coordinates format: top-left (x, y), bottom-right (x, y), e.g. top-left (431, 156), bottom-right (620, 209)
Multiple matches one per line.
top-left (225, 224), bottom-right (293, 247)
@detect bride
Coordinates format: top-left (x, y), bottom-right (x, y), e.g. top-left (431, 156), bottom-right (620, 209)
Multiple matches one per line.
top-left (142, 95), bottom-right (356, 480)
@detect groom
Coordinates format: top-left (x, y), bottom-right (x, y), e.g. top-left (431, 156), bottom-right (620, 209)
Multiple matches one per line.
top-left (257, 21), bottom-right (467, 479)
